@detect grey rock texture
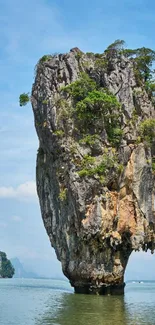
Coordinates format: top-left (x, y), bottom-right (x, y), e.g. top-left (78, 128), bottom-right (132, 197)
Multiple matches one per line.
top-left (32, 48), bottom-right (155, 294)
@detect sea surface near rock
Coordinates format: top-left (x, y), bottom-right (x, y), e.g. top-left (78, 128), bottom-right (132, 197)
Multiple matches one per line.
top-left (32, 48), bottom-right (155, 294)
top-left (1, 279), bottom-right (155, 325)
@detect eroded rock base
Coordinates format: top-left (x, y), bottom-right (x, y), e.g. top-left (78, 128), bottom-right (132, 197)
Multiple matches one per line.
top-left (74, 283), bottom-right (125, 295)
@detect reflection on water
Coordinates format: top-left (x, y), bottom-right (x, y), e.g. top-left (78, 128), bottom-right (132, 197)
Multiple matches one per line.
top-left (37, 283), bottom-right (155, 325)
top-left (37, 293), bottom-right (127, 325)
top-left (1, 279), bottom-right (155, 325)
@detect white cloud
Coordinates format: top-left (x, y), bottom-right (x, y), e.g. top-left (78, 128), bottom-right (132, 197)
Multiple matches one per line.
top-left (0, 181), bottom-right (37, 201)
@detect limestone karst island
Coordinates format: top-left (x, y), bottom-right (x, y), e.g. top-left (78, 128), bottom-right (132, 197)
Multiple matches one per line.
top-left (20, 40), bottom-right (155, 295)
top-left (0, 252), bottom-right (14, 278)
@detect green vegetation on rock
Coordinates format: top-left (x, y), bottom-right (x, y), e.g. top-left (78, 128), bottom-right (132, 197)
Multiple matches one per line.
top-left (104, 40), bottom-right (155, 89)
top-left (59, 188), bottom-right (67, 201)
top-left (62, 73), bottom-right (123, 147)
top-left (0, 252), bottom-right (14, 278)
top-left (19, 93), bottom-right (30, 106)
top-left (63, 72), bottom-right (96, 102)
top-left (53, 130), bottom-right (65, 137)
top-left (75, 89), bottom-right (121, 121)
top-left (139, 119), bottom-right (155, 144)
top-left (145, 80), bottom-right (155, 99)
top-left (42, 99), bottom-right (49, 105)
top-left (79, 134), bottom-right (99, 146)
top-left (133, 48), bottom-right (155, 82)
top-left (105, 39), bottom-right (125, 55)
top-left (77, 150), bottom-right (122, 184)
top-left (39, 55), bottom-right (52, 63)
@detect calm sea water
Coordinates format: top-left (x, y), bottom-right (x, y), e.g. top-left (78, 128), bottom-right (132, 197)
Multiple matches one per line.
top-left (0, 278), bottom-right (155, 325)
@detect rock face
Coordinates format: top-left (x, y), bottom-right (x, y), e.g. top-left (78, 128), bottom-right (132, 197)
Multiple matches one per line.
top-left (0, 252), bottom-right (14, 278)
top-left (32, 48), bottom-right (155, 294)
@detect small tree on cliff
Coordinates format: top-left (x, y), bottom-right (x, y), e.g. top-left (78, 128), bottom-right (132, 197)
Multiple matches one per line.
top-left (106, 39), bottom-right (125, 52)
top-left (134, 47), bottom-right (155, 82)
top-left (105, 39), bottom-right (126, 58)
top-left (106, 40), bottom-right (155, 82)
top-left (19, 93), bottom-right (30, 106)
top-left (122, 46), bottom-right (155, 82)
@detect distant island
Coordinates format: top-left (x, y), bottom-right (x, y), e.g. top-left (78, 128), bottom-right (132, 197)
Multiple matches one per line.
top-left (11, 258), bottom-right (39, 279)
top-left (0, 252), bottom-right (14, 278)
top-left (11, 257), bottom-right (66, 280)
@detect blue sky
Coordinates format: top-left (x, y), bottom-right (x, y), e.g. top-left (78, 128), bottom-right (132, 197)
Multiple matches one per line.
top-left (0, 0), bottom-right (155, 279)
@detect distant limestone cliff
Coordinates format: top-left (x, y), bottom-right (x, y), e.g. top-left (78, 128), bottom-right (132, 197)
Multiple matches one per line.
top-left (11, 258), bottom-right (39, 279)
top-left (30, 41), bottom-right (155, 294)
top-left (0, 252), bottom-right (14, 278)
